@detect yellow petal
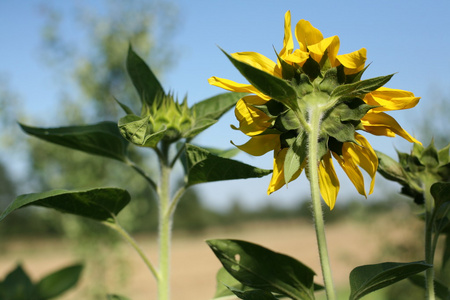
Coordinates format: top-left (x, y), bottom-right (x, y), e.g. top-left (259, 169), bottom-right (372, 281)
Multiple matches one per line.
top-left (346, 134), bottom-right (378, 195)
top-left (295, 20), bottom-right (324, 52)
top-left (337, 48), bottom-right (367, 74)
top-left (233, 134), bottom-right (280, 157)
top-left (208, 77), bottom-right (271, 100)
top-left (267, 148), bottom-right (304, 194)
top-left (234, 95), bottom-right (271, 136)
top-left (283, 49), bottom-right (310, 65)
top-left (361, 111), bottom-right (421, 144)
top-left (333, 151), bottom-right (367, 197)
top-left (318, 151), bottom-right (340, 210)
top-left (363, 87), bottom-right (420, 112)
top-left (231, 52), bottom-right (278, 76)
top-left (308, 35), bottom-right (340, 66)
top-left (279, 11), bottom-right (294, 59)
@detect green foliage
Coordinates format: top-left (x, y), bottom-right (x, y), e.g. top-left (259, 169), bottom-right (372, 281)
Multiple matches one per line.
top-left (207, 239), bottom-right (318, 300)
top-left (0, 188), bottom-right (130, 222)
top-left (349, 261), bottom-right (431, 300)
top-left (0, 263), bottom-right (82, 300)
top-left (107, 295), bottom-right (132, 300)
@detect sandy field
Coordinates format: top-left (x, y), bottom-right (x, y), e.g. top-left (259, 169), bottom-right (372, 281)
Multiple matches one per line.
top-left (0, 212), bottom-right (423, 300)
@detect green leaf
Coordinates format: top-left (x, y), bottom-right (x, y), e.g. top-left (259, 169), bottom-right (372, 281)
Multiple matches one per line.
top-left (431, 182), bottom-right (450, 211)
top-left (107, 295), bottom-right (132, 300)
top-left (284, 131), bottom-right (307, 185)
top-left (221, 49), bottom-right (298, 109)
top-left (192, 92), bottom-right (246, 121)
top-left (214, 267), bottom-right (253, 299)
top-left (349, 261), bottom-right (431, 300)
top-left (183, 119), bottom-right (217, 139)
top-left (228, 286), bottom-right (279, 300)
top-left (375, 150), bottom-right (408, 185)
top-left (35, 264), bottom-right (83, 300)
top-left (0, 264), bottom-right (34, 300)
top-left (204, 147), bottom-right (241, 159)
top-left (118, 114), bottom-right (166, 147)
top-left (19, 121), bottom-right (129, 162)
top-left (408, 274), bottom-right (450, 300)
top-left (206, 239), bottom-right (317, 300)
top-left (126, 45), bottom-right (164, 107)
top-left (114, 97), bottom-right (135, 115)
top-left (330, 74), bottom-right (394, 103)
top-left (185, 144), bottom-right (272, 186)
top-left (0, 188), bottom-right (130, 222)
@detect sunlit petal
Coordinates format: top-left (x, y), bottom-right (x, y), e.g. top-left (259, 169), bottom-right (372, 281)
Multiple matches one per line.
top-left (233, 134), bottom-right (280, 157)
top-left (279, 11), bottom-right (294, 59)
top-left (284, 49), bottom-right (310, 65)
top-left (333, 152), bottom-right (366, 197)
top-left (231, 52), bottom-right (278, 76)
top-left (363, 87), bottom-right (420, 112)
top-left (208, 77), bottom-right (271, 100)
top-left (361, 111), bottom-right (421, 144)
top-left (295, 20), bottom-right (324, 51)
top-left (318, 151), bottom-right (340, 209)
top-left (308, 36), bottom-right (340, 66)
top-left (337, 48), bottom-right (367, 74)
top-left (268, 148), bottom-right (304, 194)
top-left (234, 95), bottom-right (272, 136)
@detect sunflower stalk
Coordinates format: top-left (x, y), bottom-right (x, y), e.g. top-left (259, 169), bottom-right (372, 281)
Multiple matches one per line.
top-left (307, 106), bottom-right (337, 300)
top-left (424, 178), bottom-right (436, 300)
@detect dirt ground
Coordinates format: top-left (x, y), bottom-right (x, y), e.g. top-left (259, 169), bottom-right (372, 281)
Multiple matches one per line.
top-left (0, 212), bottom-right (423, 300)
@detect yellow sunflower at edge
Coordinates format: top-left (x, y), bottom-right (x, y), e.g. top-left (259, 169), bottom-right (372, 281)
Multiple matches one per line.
top-left (208, 11), bottom-right (420, 209)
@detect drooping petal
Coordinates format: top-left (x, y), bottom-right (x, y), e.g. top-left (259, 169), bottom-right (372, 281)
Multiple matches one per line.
top-left (332, 151), bottom-right (367, 197)
top-left (336, 48), bottom-right (367, 74)
top-left (307, 35), bottom-right (340, 66)
top-left (233, 95), bottom-right (272, 136)
top-left (318, 151), bottom-right (340, 209)
top-left (361, 111), bottom-right (421, 144)
top-left (346, 133), bottom-right (378, 194)
top-left (232, 134), bottom-right (280, 157)
top-left (231, 52), bottom-right (278, 76)
top-left (208, 77), bottom-right (271, 100)
top-left (363, 87), bottom-right (420, 112)
top-left (283, 49), bottom-right (310, 65)
top-left (279, 10), bottom-right (294, 59)
top-left (267, 148), bottom-right (304, 194)
top-left (295, 20), bottom-right (324, 52)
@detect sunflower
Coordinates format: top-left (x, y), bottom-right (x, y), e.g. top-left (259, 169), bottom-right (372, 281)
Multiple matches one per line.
top-left (208, 11), bottom-right (420, 209)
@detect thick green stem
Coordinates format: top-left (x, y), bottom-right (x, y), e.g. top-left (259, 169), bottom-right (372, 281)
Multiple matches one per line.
top-left (424, 179), bottom-right (436, 300)
top-left (157, 142), bottom-right (172, 300)
top-left (307, 107), bottom-right (336, 300)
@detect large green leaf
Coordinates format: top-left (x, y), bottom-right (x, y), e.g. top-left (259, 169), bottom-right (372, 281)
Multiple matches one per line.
top-left (19, 121), bottom-right (129, 162)
top-left (184, 144), bottom-right (271, 186)
top-left (349, 261), bottom-right (431, 300)
top-left (221, 49), bottom-right (297, 109)
top-left (330, 74), bottom-right (393, 103)
top-left (35, 264), bottom-right (83, 300)
top-left (228, 286), bottom-right (279, 300)
top-left (207, 239), bottom-right (316, 300)
top-left (126, 45), bottom-right (164, 107)
top-left (0, 188), bottom-right (130, 222)
top-left (213, 267), bottom-right (253, 299)
top-left (191, 92), bottom-right (246, 121)
top-left (0, 264), bottom-right (34, 300)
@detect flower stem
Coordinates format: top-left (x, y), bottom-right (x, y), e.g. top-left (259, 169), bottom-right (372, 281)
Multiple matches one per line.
top-left (424, 179), bottom-right (436, 300)
top-left (157, 141), bottom-right (172, 300)
top-left (307, 107), bottom-right (336, 300)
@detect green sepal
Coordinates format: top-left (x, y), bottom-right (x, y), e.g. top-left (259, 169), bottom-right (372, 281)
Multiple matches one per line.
top-left (0, 188), bottom-right (131, 223)
top-left (293, 73), bottom-right (314, 97)
top-left (274, 109), bottom-right (300, 131)
top-left (35, 264), bottom-right (83, 300)
top-left (274, 49), bottom-right (297, 80)
top-left (375, 150), bottom-right (408, 185)
top-left (343, 63), bottom-right (371, 84)
top-left (420, 140), bottom-right (440, 168)
top-left (252, 99), bottom-right (287, 118)
top-left (19, 121), bottom-right (129, 162)
top-left (301, 57), bottom-right (321, 80)
top-left (183, 144), bottom-right (272, 186)
top-left (319, 67), bottom-right (341, 94)
top-left (118, 114), bottom-right (166, 148)
top-left (330, 74), bottom-right (394, 103)
top-left (221, 48), bottom-right (298, 110)
top-left (335, 98), bottom-right (376, 122)
top-left (206, 239), bottom-right (317, 300)
top-left (114, 97), bottom-right (136, 115)
top-left (438, 144), bottom-right (450, 165)
top-left (349, 261), bottom-right (431, 300)
top-left (126, 45), bottom-right (164, 108)
top-left (284, 130), bottom-right (307, 184)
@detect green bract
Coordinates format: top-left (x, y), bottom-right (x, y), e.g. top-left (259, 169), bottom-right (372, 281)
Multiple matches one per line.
top-left (377, 141), bottom-right (450, 204)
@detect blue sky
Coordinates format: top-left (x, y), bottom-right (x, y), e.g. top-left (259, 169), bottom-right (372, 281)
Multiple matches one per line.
top-left (1, 0), bottom-right (449, 211)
